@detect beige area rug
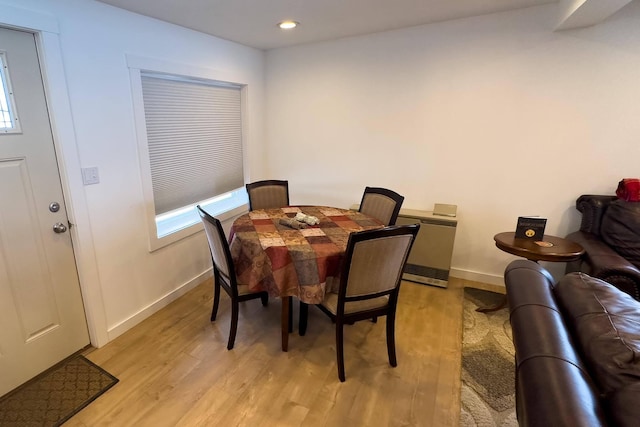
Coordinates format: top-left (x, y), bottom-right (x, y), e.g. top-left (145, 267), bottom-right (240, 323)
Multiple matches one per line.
top-left (0, 354), bottom-right (118, 426)
top-left (460, 288), bottom-right (518, 427)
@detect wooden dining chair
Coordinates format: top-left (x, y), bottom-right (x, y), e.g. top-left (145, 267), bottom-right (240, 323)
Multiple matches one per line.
top-left (197, 205), bottom-right (269, 350)
top-left (244, 179), bottom-right (292, 335)
top-left (308, 224), bottom-right (420, 381)
top-left (358, 186), bottom-right (405, 225)
top-left (245, 179), bottom-right (290, 211)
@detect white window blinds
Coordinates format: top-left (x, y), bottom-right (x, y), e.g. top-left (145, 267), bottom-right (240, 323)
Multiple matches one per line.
top-left (141, 72), bottom-right (244, 215)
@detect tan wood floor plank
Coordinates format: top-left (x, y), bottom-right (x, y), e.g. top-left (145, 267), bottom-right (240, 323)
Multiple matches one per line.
top-left (68, 277), bottom-right (474, 426)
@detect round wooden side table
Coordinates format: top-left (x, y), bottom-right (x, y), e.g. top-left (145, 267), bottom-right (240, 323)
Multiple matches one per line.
top-left (477, 232), bottom-right (585, 313)
top-left (494, 232), bottom-right (585, 263)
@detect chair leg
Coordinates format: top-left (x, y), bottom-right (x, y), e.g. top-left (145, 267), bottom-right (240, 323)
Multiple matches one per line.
top-left (299, 302), bottom-right (308, 336)
top-left (288, 296), bottom-right (294, 333)
top-left (260, 292), bottom-right (269, 306)
top-left (211, 279), bottom-right (221, 321)
top-left (386, 312), bottom-right (397, 367)
top-left (281, 296), bottom-right (289, 352)
top-left (227, 299), bottom-right (239, 350)
top-left (336, 321), bottom-right (346, 382)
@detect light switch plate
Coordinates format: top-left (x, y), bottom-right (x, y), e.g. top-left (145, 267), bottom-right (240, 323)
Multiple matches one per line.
top-left (81, 167), bottom-right (100, 185)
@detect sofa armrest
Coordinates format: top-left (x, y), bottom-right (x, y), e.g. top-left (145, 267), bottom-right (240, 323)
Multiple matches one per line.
top-left (504, 260), bottom-right (607, 427)
top-left (575, 195), bottom-right (617, 235)
top-left (566, 231), bottom-right (640, 300)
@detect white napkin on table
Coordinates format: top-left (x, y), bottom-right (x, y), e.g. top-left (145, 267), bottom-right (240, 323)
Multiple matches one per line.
top-left (295, 212), bottom-right (320, 226)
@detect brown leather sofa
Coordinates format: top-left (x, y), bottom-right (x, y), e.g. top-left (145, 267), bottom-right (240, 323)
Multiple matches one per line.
top-left (504, 260), bottom-right (640, 427)
top-left (565, 194), bottom-right (640, 301)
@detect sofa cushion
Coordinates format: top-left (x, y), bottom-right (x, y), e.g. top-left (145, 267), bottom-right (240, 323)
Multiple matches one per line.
top-left (601, 200), bottom-right (640, 269)
top-left (608, 382), bottom-right (640, 426)
top-left (554, 272), bottom-right (640, 426)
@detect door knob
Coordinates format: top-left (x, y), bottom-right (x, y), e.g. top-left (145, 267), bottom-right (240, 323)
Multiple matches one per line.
top-left (53, 222), bottom-right (68, 233)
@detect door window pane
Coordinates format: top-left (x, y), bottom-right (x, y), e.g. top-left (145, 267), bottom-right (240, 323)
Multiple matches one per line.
top-left (0, 52), bottom-right (20, 133)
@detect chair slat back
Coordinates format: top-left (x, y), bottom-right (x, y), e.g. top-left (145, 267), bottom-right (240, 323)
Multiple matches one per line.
top-left (359, 187), bottom-right (404, 225)
top-left (246, 180), bottom-right (289, 211)
top-left (345, 233), bottom-right (416, 298)
top-left (249, 186), bottom-right (288, 210)
top-left (197, 206), bottom-right (232, 281)
top-left (360, 194), bottom-right (397, 226)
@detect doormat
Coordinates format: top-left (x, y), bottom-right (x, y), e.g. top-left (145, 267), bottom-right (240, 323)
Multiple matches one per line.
top-left (0, 354), bottom-right (118, 426)
top-left (459, 287), bottom-right (517, 426)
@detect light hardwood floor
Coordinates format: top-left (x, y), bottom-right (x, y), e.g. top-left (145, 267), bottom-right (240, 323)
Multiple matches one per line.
top-left (68, 276), bottom-right (495, 427)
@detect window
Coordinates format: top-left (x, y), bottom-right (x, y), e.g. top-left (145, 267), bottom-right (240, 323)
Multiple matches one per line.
top-left (0, 52), bottom-right (20, 133)
top-left (129, 57), bottom-right (249, 250)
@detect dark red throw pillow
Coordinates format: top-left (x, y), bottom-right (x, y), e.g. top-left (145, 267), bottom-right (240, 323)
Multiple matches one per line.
top-left (616, 178), bottom-right (640, 202)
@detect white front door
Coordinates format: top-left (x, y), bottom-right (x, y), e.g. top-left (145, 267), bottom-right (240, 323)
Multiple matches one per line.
top-left (0, 27), bottom-right (89, 397)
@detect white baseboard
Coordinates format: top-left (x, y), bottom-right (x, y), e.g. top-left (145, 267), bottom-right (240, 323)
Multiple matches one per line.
top-left (106, 268), bottom-right (213, 343)
top-left (103, 266), bottom-right (504, 344)
top-left (450, 267), bottom-right (505, 287)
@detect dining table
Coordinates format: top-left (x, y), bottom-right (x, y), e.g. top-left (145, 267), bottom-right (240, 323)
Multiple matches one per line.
top-left (229, 205), bottom-right (384, 351)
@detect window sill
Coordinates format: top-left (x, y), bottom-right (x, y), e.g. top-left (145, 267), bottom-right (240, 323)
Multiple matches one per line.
top-left (148, 188), bottom-right (248, 252)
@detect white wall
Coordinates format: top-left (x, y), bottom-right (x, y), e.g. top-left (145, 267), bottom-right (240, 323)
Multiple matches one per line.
top-left (0, 0), bottom-right (266, 345)
top-left (2, 0), bottom-right (639, 347)
top-left (265, 3), bottom-right (640, 284)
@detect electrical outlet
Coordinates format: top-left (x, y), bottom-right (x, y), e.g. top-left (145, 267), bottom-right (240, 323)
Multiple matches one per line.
top-left (81, 167), bottom-right (100, 185)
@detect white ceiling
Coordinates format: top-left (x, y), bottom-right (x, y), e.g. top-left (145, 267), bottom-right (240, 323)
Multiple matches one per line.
top-left (95, 0), bottom-right (559, 50)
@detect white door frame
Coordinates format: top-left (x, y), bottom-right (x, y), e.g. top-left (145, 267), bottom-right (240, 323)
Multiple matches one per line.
top-left (1, 5), bottom-right (108, 346)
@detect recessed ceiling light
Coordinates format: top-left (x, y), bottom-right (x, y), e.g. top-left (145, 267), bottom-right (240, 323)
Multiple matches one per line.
top-left (278, 20), bottom-right (299, 30)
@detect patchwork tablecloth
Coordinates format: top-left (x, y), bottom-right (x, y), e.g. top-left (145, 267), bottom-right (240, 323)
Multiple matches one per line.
top-left (229, 206), bottom-right (383, 304)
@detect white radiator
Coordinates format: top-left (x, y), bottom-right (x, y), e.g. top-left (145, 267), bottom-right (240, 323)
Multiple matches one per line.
top-left (395, 208), bottom-right (457, 288)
